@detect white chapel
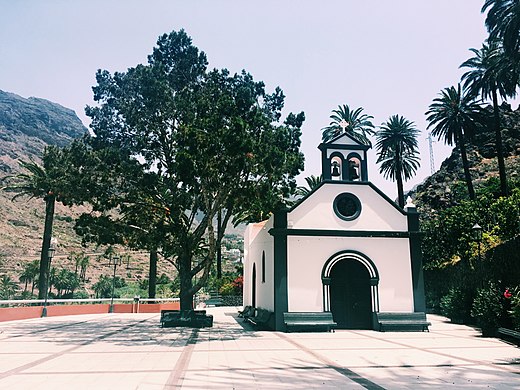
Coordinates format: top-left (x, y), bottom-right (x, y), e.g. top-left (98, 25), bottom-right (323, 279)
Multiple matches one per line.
top-left (242, 132), bottom-right (426, 331)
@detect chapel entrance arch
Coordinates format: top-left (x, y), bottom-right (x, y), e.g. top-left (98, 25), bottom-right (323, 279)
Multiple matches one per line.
top-left (322, 251), bottom-right (379, 329)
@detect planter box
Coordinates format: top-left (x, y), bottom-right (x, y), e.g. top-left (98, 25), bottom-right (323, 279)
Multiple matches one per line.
top-left (161, 310), bottom-right (213, 328)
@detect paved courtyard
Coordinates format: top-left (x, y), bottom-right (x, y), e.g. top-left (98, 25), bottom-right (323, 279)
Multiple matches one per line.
top-left (0, 307), bottom-right (518, 389)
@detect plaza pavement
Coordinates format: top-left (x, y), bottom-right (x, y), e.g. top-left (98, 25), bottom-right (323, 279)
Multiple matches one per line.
top-left (0, 307), bottom-right (519, 389)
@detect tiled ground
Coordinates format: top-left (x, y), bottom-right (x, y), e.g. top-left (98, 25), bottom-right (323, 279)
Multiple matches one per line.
top-left (0, 308), bottom-right (518, 389)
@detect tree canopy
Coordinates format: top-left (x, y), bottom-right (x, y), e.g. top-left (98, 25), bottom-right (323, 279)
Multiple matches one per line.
top-left (81, 29), bottom-right (305, 309)
top-left (375, 115), bottom-right (420, 208)
top-left (426, 85), bottom-right (483, 200)
top-left (461, 40), bottom-right (517, 196)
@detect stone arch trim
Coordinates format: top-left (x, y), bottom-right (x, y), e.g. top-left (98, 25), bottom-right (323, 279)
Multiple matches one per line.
top-left (321, 250), bottom-right (380, 315)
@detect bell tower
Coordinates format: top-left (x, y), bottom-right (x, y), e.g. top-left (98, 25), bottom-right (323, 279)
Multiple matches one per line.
top-left (318, 130), bottom-right (370, 182)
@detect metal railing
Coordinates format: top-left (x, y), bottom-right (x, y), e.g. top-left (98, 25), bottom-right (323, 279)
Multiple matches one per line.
top-left (0, 297), bottom-right (180, 307)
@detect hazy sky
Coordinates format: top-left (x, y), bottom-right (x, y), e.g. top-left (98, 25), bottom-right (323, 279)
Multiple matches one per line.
top-left (0, 1), bottom-right (508, 198)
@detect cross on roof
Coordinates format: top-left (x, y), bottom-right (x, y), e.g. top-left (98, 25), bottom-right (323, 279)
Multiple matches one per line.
top-left (339, 119), bottom-right (349, 131)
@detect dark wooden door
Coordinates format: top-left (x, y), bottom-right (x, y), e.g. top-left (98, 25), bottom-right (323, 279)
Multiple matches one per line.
top-left (330, 259), bottom-right (371, 329)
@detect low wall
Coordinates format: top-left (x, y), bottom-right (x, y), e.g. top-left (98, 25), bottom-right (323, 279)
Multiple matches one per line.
top-left (136, 302), bottom-right (180, 313)
top-left (46, 304), bottom-right (111, 317)
top-left (0, 306), bottom-right (43, 322)
top-left (0, 301), bottom-right (181, 322)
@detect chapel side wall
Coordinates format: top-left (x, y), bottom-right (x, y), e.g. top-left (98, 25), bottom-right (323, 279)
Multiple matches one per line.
top-left (243, 219), bottom-right (275, 311)
top-left (286, 237), bottom-right (414, 313)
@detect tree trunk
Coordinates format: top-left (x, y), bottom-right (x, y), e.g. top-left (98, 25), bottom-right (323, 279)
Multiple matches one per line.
top-left (457, 130), bottom-right (475, 200)
top-left (216, 210), bottom-right (222, 279)
top-left (37, 195), bottom-right (55, 299)
top-left (396, 148), bottom-right (405, 208)
top-left (148, 248), bottom-right (158, 299)
top-left (492, 89), bottom-right (508, 196)
top-left (396, 172), bottom-right (404, 208)
top-left (179, 252), bottom-right (194, 311)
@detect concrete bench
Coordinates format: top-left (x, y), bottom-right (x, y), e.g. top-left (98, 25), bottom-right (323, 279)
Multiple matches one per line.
top-left (283, 312), bottom-right (337, 333)
top-left (204, 297), bottom-right (224, 306)
top-left (377, 312), bottom-right (430, 332)
top-left (498, 327), bottom-right (520, 345)
top-left (246, 308), bottom-right (272, 329)
top-left (238, 305), bottom-right (255, 319)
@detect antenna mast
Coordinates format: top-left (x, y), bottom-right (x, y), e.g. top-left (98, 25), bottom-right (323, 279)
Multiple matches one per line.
top-left (427, 132), bottom-right (435, 174)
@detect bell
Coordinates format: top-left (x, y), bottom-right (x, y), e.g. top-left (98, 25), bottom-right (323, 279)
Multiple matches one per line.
top-left (331, 161), bottom-right (341, 177)
top-left (349, 160), bottom-right (359, 180)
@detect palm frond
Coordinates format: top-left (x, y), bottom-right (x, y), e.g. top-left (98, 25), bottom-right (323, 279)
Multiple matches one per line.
top-left (321, 104), bottom-right (374, 145)
top-left (375, 115), bottom-right (421, 183)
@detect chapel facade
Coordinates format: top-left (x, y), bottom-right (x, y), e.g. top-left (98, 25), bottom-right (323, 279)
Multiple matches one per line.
top-left (242, 133), bottom-right (426, 331)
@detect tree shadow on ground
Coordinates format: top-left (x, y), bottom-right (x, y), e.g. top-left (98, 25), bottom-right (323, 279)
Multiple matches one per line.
top-left (0, 309), bottom-right (263, 349)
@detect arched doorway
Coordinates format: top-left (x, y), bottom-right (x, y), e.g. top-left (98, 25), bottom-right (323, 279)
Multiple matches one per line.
top-left (330, 260), bottom-right (371, 329)
top-left (252, 263), bottom-right (257, 307)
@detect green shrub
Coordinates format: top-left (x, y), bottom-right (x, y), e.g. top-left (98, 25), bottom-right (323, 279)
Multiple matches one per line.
top-left (509, 287), bottom-right (520, 331)
top-left (440, 287), bottom-right (473, 323)
top-left (471, 282), bottom-right (503, 337)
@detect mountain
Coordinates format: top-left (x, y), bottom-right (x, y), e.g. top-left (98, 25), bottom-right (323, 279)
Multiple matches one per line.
top-left (412, 103), bottom-right (520, 215)
top-left (0, 90), bottom-right (90, 270)
top-left (0, 90), bottom-right (87, 174)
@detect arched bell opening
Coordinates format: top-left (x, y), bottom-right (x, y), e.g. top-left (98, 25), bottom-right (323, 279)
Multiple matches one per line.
top-left (330, 155), bottom-right (343, 181)
top-left (346, 152), bottom-right (367, 182)
top-left (347, 157), bottom-right (361, 181)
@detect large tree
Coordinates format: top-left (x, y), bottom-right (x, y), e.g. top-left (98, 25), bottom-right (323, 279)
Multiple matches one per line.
top-left (84, 30), bottom-right (304, 310)
top-left (321, 104), bottom-right (375, 145)
top-left (460, 41), bottom-right (518, 196)
top-left (375, 115), bottom-right (420, 208)
top-left (426, 85), bottom-right (483, 200)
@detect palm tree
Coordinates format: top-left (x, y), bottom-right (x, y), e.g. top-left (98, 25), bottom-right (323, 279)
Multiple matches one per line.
top-left (375, 115), bottom-right (420, 208)
top-left (321, 104), bottom-right (375, 145)
top-left (460, 41), bottom-right (518, 196)
top-left (0, 275), bottom-right (19, 299)
top-left (426, 85), bottom-right (483, 200)
top-left (2, 159), bottom-right (57, 299)
top-left (19, 260), bottom-right (39, 293)
top-left (482, 0), bottom-right (520, 58)
top-left (296, 175), bottom-right (322, 197)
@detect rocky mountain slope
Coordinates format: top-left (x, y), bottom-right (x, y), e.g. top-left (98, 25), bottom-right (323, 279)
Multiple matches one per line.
top-left (412, 103), bottom-right (520, 215)
top-left (0, 90), bottom-right (87, 173)
top-left (0, 90), bottom-right (98, 280)
top-left (0, 90), bottom-right (89, 252)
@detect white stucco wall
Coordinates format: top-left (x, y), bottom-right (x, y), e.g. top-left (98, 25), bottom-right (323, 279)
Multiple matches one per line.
top-left (288, 183), bottom-right (407, 231)
top-left (285, 181), bottom-right (414, 313)
top-left (243, 218), bottom-right (275, 311)
top-left (286, 236), bottom-right (414, 313)
top-left (243, 181), bottom-right (416, 315)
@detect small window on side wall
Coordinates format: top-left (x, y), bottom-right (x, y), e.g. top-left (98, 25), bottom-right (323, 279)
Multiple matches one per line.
top-left (261, 251), bottom-right (266, 283)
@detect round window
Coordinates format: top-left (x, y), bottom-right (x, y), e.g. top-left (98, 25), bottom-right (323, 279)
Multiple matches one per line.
top-left (333, 193), bottom-right (361, 221)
